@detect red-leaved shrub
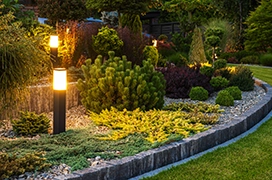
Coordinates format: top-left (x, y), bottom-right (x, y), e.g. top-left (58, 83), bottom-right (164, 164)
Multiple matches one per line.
top-left (156, 66), bottom-right (213, 98)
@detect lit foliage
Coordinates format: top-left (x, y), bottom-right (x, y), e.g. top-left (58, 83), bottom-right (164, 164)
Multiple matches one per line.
top-left (143, 45), bottom-right (159, 67)
top-left (77, 51), bottom-right (165, 113)
top-left (90, 102), bottom-right (221, 143)
top-left (0, 10), bottom-right (51, 112)
top-left (92, 26), bottom-right (124, 57)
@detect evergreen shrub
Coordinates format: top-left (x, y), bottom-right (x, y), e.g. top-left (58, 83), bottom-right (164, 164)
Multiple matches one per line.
top-left (241, 55), bottom-right (260, 64)
top-left (215, 90), bottom-right (234, 106)
top-left (229, 65), bottom-right (254, 91)
top-left (157, 66), bottom-right (213, 98)
top-left (92, 26), bottom-right (123, 56)
top-left (90, 106), bottom-right (219, 143)
top-left (158, 34), bottom-right (168, 41)
top-left (143, 46), bottom-right (159, 67)
top-left (11, 111), bottom-right (50, 136)
top-left (0, 152), bottom-right (50, 179)
top-left (200, 66), bottom-right (214, 77)
top-left (225, 86), bottom-right (242, 100)
top-left (189, 86), bottom-right (209, 101)
top-left (77, 51), bottom-right (166, 113)
top-left (260, 53), bottom-right (272, 66)
top-left (234, 50), bottom-right (256, 62)
top-left (213, 59), bottom-right (227, 70)
top-left (167, 52), bottom-right (188, 67)
top-left (214, 67), bottom-right (232, 80)
top-left (210, 76), bottom-right (229, 91)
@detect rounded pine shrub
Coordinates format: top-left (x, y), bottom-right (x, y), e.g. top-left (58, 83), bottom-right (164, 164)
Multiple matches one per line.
top-left (215, 90), bottom-right (234, 106)
top-left (229, 65), bottom-right (254, 91)
top-left (77, 51), bottom-right (166, 113)
top-left (189, 86), bottom-right (209, 101)
top-left (260, 53), bottom-right (272, 66)
top-left (225, 86), bottom-right (242, 100)
top-left (11, 111), bottom-right (50, 136)
top-left (210, 76), bottom-right (229, 91)
top-left (213, 59), bottom-right (227, 70)
top-left (200, 66), bottom-right (214, 77)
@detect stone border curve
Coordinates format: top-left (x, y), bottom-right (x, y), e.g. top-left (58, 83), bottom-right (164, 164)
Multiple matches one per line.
top-left (54, 82), bottom-right (272, 180)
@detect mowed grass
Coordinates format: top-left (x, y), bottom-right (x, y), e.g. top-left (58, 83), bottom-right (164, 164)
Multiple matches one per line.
top-left (142, 65), bottom-right (272, 180)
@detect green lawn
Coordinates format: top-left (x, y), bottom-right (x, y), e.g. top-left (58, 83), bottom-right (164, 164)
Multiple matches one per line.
top-left (142, 65), bottom-right (272, 180)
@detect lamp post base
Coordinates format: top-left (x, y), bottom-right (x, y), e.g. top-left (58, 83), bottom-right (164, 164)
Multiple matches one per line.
top-left (53, 90), bottom-right (66, 134)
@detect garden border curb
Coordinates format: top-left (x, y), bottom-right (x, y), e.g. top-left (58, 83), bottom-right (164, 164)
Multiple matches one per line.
top-left (54, 82), bottom-right (272, 180)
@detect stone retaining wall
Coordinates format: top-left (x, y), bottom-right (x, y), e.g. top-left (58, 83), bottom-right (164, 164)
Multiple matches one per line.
top-left (0, 83), bottom-right (81, 120)
top-left (54, 82), bottom-right (272, 180)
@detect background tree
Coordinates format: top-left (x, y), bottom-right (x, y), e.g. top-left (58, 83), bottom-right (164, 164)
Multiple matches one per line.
top-left (86, 0), bottom-right (153, 27)
top-left (189, 27), bottom-right (207, 64)
top-left (163, 0), bottom-right (216, 33)
top-left (120, 14), bottom-right (142, 34)
top-left (213, 0), bottom-right (259, 49)
top-left (204, 18), bottom-right (233, 52)
top-left (204, 27), bottom-right (224, 65)
top-left (244, 0), bottom-right (272, 52)
top-left (37, 0), bottom-right (90, 27)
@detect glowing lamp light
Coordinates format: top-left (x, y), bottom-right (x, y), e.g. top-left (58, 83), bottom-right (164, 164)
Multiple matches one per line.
top-left (50, 35), bottom-right (58, 48)
top-left (53, 68), bottom-right (67, 90)
top-left (153, 39), bottom-right (157, 47)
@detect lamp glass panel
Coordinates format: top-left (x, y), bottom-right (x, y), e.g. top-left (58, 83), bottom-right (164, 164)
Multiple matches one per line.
top-left (50, 35), bottom-right (58, 48)
top-left (53, 68), bottom-right (67, 90)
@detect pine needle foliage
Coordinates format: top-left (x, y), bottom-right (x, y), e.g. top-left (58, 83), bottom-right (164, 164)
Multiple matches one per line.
top-left (11, 111), bottom-right (50, 136)
top-left (0, 151), bottom-right (50, 179)
top-left (89, 104), bottom-right (221, 143)
top-left (189, 27), bottom-right (207, 64)
top-left (77, 51), bottom-right (165, 113)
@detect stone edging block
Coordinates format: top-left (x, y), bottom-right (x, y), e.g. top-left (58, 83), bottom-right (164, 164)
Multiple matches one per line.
top-left (54, 83), bottom-right (272, 180)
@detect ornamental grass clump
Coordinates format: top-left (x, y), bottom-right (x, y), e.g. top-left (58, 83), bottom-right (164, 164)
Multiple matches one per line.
top-left (77, 51), bottom-right (165, 113)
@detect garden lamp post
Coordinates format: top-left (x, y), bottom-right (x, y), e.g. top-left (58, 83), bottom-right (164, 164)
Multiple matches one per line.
top-left (53, 68), bottom-right (67, 134)
top-left (50, 35), bottom-right (59, 68)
